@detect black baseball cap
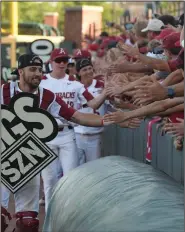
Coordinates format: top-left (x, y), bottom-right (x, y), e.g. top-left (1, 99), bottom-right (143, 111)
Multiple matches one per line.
top-left (178, 13), bottom-right (184, 26)
top-left (76, 58), bottom-right (93, 72)
top-left (100, 31), bottom-right (109, 37)
top-left (11, 54), bottom-right (43, 75)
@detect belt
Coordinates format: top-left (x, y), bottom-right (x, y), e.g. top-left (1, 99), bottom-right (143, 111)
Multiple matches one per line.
top-left (58, 125), bottom-right (73, 132)
top-left (77, 132), bottom-right (102, 136)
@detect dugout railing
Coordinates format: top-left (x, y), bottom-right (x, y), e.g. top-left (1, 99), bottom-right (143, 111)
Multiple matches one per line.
top-left (102, 119), bottom-right (184, 185)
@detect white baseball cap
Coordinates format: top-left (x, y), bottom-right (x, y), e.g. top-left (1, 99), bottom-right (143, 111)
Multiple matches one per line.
top-left (141, 19), bottom-right (164, 32)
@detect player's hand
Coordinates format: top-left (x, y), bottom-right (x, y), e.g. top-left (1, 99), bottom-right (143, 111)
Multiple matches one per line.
top-left (102, 119), bottom-right (114, 126)
top-left (103, 111), bottom-right (129, 124)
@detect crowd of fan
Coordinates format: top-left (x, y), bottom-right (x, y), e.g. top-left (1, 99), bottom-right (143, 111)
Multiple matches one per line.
top-left (68, 13), bottom-right (184, 160)
top-left (8, 13), bottom-right (185, 159)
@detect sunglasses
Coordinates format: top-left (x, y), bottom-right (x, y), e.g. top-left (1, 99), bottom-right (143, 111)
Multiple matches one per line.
top-left (54, 57), bottom-right (69, 64)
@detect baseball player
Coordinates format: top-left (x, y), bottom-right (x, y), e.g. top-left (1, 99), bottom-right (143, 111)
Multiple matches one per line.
top-left (40, 48), bottom-right (109, 212)
top-left (74, 58), bottom-right (110, 164)
top-left (1, 54), bottom-right (112, 232)
top-left (73, 49), bottom-right (105, 81)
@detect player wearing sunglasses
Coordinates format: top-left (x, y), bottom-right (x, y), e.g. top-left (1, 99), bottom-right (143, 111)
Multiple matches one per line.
top-left (40, 48), bottom-right (108, 212)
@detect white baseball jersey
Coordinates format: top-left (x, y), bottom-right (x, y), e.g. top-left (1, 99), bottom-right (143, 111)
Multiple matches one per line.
top-left (1, 81), bottom-right (76, 121)
top-left (74, 79), bottom-right (108, 134)
top-left (40, 74), bottom-right (94, 126)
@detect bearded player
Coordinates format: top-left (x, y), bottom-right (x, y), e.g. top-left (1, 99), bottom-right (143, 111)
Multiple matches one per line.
top-left (1, 54), bottom-right (113, 232)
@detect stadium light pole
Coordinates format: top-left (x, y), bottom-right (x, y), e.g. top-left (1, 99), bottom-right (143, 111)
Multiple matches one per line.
top-left (10, 2), bottom-right (18, 36)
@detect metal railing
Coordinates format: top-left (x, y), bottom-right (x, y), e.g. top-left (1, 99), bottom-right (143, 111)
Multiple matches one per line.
top-left (102, 119), bottom-right (184, 185)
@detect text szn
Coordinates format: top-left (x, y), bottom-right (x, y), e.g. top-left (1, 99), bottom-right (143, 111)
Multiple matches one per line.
top-left (1, 92), bottom-right (58, 193)
top-left (2, 136), bottom-right (46, 183)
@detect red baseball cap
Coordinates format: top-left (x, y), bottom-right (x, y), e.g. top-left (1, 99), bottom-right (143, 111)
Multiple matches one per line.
top-left (88, 44), bottom-right (99, 51)
top-left (155, 28), bottom-right (174, 40)
top-left (50, 48), bottom-right (69, 61)
top-left (162, 32), bottom-right (181, 50)
top-left (73, 49), bottom-right (91, 59)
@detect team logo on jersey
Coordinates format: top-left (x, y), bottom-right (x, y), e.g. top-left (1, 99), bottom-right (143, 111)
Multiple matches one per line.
top-left (1, 92), bottom-right (58, 193)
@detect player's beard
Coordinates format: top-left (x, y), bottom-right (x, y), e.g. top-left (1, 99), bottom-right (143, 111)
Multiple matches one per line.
top-left (22, 71), bottom-right (41, 91)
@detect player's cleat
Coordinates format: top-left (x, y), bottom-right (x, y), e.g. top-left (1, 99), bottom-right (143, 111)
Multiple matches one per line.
top-left (39, 196), bottom-right (45, 206)
top-left (1, 206), bottom-right (12, 232)
top-left (14, 211), bottom-right (39, 232)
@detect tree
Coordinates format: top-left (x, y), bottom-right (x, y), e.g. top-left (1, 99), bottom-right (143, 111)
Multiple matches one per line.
top-left (1, 1), bottom-right (124, 35)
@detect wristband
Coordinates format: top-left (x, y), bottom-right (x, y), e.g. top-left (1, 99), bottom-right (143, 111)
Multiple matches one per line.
top-left (101, 119), bottom-right (104, 126)
top-left (167, 87), bottom-right (175, 99)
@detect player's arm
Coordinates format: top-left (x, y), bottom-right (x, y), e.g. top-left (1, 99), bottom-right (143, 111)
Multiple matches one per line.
top-left (78, 86), bottom-right (107, 110)
top-left (50, 96), bottom-right (112, 127)
top-left (87, 89), bottom-right (107, 110)
top-left (71, 111), bottom-right (105, 127)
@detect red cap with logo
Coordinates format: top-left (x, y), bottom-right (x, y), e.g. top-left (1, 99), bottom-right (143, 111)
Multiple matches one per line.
top-left (88, 44), bottom-right (99, 51)
top-left (50, 48), bottom-right (69, 61)
top-left (162, 32), bottom-right (181, 50)
top-left (155, 28), bottom-right (174, 40)
top-left (73, 49), bottom-right (91, 59)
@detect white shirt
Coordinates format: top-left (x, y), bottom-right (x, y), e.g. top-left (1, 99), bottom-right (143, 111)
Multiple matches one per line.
top-left (40, 74), bottom-right (93, 109)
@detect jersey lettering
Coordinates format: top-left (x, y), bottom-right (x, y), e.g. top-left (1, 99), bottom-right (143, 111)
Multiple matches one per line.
top-left (56, 92), bottom-right (75, 99)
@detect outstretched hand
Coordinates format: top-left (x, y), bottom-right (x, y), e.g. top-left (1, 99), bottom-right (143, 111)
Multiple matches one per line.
top-left (163, 118), bottom-right (184, 137)
top-left (118, 43), bottom-right (140, 58)
top-left (134, 78), bottom-right (168, 105)
top-left (118, 117), bottom-right (142, 128)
